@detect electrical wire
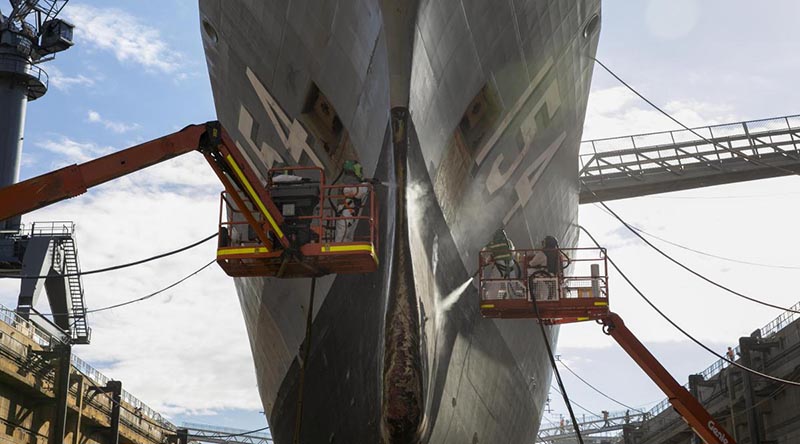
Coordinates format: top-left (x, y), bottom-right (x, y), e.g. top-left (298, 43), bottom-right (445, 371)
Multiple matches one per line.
top-left (586, 195), bottom-right (800, 315)
top-left (579, 225), bottom-right (800, 388)
top-left (549, 384), bottom-right (600, 417)
top-left (556, 358), bottom-right (643, 413)
top-left (585, 60), bottom-right (800, 313)
top-left (293, 277), bottom-right (316, 444)
top-left (86, 260), bottom-right (216, 313)
top-left (0, 233), bottom-right (218, 279)
top-left (28, 259), bottom-right (216, 317)
top-left (590, 203), bottom-right (800, 270)
top-left (592, 57), bottom-right (800, 178)
top-left (532, 296), bottom-right (584, 444)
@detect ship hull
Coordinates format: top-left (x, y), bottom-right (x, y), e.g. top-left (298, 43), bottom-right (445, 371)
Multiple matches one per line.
top-left (198, 0), bottom-right (600, 442)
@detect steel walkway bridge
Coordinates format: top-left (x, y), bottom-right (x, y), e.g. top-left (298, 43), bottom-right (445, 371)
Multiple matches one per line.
top-left (537, 409), bottom-right (645, 443)
top-left (176, 423), bottom-right (272, 444)
top-left (578, 114), bottom-right (800, 203)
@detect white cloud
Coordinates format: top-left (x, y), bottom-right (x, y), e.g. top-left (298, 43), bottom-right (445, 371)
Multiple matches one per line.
top-left (48, 66), bottom-right (97, 91)
top-left (87, 110), bottom-right (140, 133)
top-left (581, 86), bottom-right (738, 142)
top-left (63, 4), bottom-right (183, 73)
top-left (4, 150), bottom-right (261, 416)
top-left (37, 137), bottom-right (114, 163)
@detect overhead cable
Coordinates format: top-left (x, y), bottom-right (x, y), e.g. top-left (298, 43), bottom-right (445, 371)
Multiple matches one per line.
top-left (556, 358), bottom-right (643, 413)
top-left (549, 384), bottom-right (599, 417)
top-left (532, 297), bottom-right (584, 444)
top-left (591, 203), bottom-right (800, 270)
top-left (585, 195), bottom-right (800, 315)
top-left (29, 259), bottom-right (216, 316)
top-left (87, 260), bottom-right (216, 313)
top-left (580, 225), bottom-right (800, 388)
top-left (0, 233), bottom-right (218, 279)
top-left (592, 57), bottom-right (800, 178)
top-left (588, 58), bottom-right (800, 313)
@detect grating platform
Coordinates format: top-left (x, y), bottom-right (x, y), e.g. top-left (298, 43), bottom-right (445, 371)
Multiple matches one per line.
top-left (579, 114), bottom-right (800, 203)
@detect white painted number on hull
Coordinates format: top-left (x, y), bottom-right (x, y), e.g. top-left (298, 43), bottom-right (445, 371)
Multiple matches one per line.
top-left (236, 67), bottom-right (325, 169)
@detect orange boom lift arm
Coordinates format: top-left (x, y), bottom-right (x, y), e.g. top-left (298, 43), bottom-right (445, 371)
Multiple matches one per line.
top-left (478, 247), bottom-right (736, 444)
top-left (0, 121), bottom-right (379, 278)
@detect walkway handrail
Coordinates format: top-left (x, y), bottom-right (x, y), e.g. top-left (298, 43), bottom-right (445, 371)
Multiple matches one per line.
top-left (0, 303), bottom-right (174, 429)
top-left (644, 298), bottom-right (800, 419)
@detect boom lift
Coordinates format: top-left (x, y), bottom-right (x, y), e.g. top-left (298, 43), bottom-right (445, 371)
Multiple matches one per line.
top-left (478, 247), bottom-right (736, 444)
top-left (0, 121), bottom-right (379, 278)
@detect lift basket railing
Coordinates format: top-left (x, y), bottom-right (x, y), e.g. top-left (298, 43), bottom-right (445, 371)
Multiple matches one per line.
top-left (478, 247), bottom-right (609, 321)
top-left (215, 166), bottom-right (379, 277)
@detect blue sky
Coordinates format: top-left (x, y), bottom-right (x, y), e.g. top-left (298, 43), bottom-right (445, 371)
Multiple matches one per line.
top-left (3, 0), bottom-right (800, 439)
top-left (20, 1), bottom-right (214, 178)
top-left (2, 0), bottom-right (266, 432)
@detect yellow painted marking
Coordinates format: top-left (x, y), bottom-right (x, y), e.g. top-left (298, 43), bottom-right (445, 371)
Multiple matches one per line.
top-left (594, 301), bottom-right (608, 306)
top-left (225, 154), bottom-right (284, 239)
top-left (217, 247), bottom-right (269, 256)
top-left (324, 244), bottom-right (374, 253)
top-left (577, 317), bottom-right (589, 321)
top-left (481, 304), bottom-right (495, 309)
top-left (321, 243), bottom-right (379, 265)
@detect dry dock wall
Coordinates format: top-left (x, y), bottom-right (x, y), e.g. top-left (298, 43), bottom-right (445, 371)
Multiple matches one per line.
top-left (628, 306), bottom-right (800, 444)
top-left (0, 308), bottom-right (173, 444)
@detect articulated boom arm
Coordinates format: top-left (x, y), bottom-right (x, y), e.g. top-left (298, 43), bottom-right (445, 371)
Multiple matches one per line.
top-left (0, 122), bottom-right (289, 250)
top-left (602, 313), bottom-right (735, 444)
top-left (0, 121), bottom-right (381, 278)
top-left (476, 253), bottom-right (734, 444)
top-left (0, 124), bottom-right (207, 222)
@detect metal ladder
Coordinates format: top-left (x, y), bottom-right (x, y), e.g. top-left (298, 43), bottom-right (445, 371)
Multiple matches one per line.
top-left (58, 236), bottom-right (90, 344)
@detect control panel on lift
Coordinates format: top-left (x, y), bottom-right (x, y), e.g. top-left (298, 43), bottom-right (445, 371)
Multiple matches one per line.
top-left (477, 247), bottom-right (609, 322)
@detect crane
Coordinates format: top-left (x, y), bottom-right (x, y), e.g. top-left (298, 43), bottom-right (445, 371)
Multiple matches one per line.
top-left (0, 121), bottom-right (380, 278)
top-left (477, 246), bottom-right (736, 444)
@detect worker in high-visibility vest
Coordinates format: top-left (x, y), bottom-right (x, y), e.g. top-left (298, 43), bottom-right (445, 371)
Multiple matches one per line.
top-left (335, 183), bottom-right (368, 242)
top-left (482, 229), bottom-right (526, 299)
top-left (334, 160), bottom-right (370, 242)
top-left (485, 228), bottom-right (516, 278)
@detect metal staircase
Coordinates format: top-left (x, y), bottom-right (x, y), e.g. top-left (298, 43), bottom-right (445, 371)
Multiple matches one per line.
top-left (27, 222), bottom-right (91, 344)
top-left (58, 235), bottom-right (90, 344)
top-left (579, 114), bottom-right (800, 203)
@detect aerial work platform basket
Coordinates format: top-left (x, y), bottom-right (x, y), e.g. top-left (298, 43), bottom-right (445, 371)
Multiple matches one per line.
top-left (215, 166), bottom-right (379, 278)
top-left (476, 243), bottom-right (737, 444)
top-left (478, 247), bottom-right (609, 323)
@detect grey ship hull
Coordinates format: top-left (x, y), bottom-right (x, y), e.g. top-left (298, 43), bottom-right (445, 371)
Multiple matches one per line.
top-left (198, 1), bottom-right (600, 442)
